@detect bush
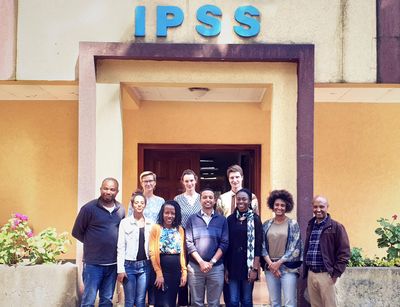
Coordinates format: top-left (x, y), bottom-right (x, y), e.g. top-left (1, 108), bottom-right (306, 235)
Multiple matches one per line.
top-left (349, 247), bottom-right (400, 267)
top-left (0, 213), bottom-right (70, 265)
top-left (375, 214), bottom-right (400, 260)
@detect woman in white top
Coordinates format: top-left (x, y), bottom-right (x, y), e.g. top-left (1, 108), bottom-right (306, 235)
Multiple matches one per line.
top-left (117, 191), bottom-right (153, 307)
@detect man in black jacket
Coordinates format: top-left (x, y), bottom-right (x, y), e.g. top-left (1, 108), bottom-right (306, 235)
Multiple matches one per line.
top-left (72, 177), bottom-right (125, 307)
top-left (303, 195), bottom-right (350, 307)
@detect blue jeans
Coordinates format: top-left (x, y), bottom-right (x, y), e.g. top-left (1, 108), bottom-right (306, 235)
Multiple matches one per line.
top-left (265, 269), bottom-right (297, 307)
top-left (228, 279), bottom-right (254, 307)
top-left (123, 259), bottom-right (150, 307)
top-left (81, 263), bottom-right (117, 307)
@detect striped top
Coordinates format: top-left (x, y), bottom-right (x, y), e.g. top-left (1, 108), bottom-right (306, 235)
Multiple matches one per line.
top-left (174, 193), bottom-right (201, 229)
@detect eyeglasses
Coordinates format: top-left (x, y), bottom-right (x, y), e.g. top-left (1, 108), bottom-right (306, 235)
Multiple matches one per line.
top-left (142, 180), bottom-right (155, 184)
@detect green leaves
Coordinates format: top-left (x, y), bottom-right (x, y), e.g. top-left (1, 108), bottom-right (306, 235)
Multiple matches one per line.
top-left (375, 215), bottom-right (400, 261)
top-left (0, 213), bottom-right (70, 265)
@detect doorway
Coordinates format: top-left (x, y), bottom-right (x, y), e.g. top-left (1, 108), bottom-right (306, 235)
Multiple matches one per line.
top-left (138, 144), bottom-right (261, 205)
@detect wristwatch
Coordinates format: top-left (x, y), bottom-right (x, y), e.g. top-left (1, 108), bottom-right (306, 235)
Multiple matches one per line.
top-left (251, 267), bottom-right (258, 272)
top-left (210, 258), bottom-right (217, 265)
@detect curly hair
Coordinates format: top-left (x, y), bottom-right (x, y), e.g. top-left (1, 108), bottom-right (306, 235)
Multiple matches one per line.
top-left (267, 189), bottom-right (294, 213)
top-left (156, 200), bottom-right (182, 228)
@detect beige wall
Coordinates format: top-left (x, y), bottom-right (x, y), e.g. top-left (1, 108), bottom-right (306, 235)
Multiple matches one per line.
top-left (16, 0), bottom-right (376, 82)
top-left (315, 103), bottom-right (400, 257)
top-left (0, 101), bottom-right (78, 259)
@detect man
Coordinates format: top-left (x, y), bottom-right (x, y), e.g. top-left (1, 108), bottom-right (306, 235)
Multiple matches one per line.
top-left (185, 189), bottom-right (229, 307)
top-left (216, 164), bottom-right (259, 217)
top-left (72, 178), bottom-right (125, 307)
top-left (304, 195), bottom-right (350, 307)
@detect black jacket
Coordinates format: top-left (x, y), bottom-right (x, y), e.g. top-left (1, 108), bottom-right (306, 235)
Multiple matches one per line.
top-left (72, 198), bottom-right (125, 264)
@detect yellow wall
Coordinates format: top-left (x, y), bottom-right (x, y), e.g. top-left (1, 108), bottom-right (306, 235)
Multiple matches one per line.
top-left (122, 101), bottom-right (271, 220)
top-left (2, 100), bottom-right (399, 261)
top-left (0, 101), bottom-right (78, 259)
top-left (315, 103), bottom-right (400, 257)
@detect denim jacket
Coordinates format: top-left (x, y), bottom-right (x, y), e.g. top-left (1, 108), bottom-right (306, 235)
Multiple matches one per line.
top-left (117, 216), bottom-right (153, 273)
top-left (261, 218), bottom-right (303, 271)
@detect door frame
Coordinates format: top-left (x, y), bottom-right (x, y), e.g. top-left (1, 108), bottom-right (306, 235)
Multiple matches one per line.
top-left (138, 143), bottom-right (261, 201)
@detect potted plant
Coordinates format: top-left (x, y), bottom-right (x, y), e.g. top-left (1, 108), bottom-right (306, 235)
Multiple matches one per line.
top-left (0, 213), bottom-right (78, 306)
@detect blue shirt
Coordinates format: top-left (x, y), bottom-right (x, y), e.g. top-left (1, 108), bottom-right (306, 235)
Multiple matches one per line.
top-left (305, 217), bottom-right (327, 270)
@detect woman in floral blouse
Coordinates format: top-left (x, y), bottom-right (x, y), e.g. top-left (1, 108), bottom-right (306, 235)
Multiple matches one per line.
top-left (149, 200), bottom-right (187, 307)
top-left (262, 189), bottom-right (303, 307)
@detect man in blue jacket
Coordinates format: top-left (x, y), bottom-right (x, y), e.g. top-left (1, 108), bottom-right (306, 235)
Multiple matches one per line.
top-left (185, 188), bottom-right (229, 307)
top-left (72, 177), bottom-right (125, 307)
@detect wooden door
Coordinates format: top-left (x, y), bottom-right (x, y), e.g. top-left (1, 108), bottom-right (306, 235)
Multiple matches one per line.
top-left (144, 150), bottom-right (200, 200)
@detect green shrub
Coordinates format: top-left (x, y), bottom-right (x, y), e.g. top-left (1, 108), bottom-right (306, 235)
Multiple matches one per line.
top-left (375, 214), bottom-right (400, 260)
top-left (0, 213), bottom-right (70, 265)
top-left (349, 247), bottom-right (400, 267)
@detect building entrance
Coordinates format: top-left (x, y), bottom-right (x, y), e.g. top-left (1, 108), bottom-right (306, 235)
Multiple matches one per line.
top-left (138, 144), bottom-right (261, 204)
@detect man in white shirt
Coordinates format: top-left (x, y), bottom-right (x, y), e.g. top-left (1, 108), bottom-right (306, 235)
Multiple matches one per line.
top-left (216, 164), bottom-right (259, 217)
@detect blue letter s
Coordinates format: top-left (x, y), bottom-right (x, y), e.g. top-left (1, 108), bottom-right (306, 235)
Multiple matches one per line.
top-left (234, 6), bottom-right (260, 38)
top-left (196, 5), bottom-right (222, 37)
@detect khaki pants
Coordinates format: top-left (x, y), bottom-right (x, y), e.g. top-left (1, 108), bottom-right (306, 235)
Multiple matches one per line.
top-left (307, 271), bottom-right (337, 307)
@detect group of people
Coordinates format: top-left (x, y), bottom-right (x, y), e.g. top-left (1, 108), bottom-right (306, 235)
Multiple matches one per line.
top-left (72, 164), bottom-right (350, 307)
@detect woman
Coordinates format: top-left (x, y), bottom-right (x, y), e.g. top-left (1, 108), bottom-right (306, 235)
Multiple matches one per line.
top-left (117, 191), bottom-right (153, 307)
top-left (262, 190), bottom-right (303, 307)
top-left (149, 200), bottom-right (187, 307)
top-left (174, 169), bottom-right (201, 229)
top-left (133, 171), bottom-right (165, 307)
top-left (225, 188), bottom-right (262, 307)
top-left (128, 171), bottom-right (165, 223)
top-left (174, 169), bottom-right (201, 306)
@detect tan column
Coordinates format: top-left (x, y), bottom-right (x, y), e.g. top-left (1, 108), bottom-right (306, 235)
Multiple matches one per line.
top-left (0, 0), bottom-right (17, 79)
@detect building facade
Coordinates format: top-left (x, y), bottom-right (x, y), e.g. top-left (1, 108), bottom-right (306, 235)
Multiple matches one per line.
top-left (1, 0), bottom-right (399, 270)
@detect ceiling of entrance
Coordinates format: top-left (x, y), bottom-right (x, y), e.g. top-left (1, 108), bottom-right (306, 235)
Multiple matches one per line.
top-left (125, 85), bottom-right (267, 103)
top-left (0, 82), bottom-right (400, 103)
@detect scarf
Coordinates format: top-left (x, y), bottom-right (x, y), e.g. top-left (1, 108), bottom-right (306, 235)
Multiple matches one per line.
top-left (236, 209), bottom-right (255, 272)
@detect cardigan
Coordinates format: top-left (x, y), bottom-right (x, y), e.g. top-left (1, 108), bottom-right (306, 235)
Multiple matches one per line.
top-left (261, 217), bottom-right (303, 270)
top-left (149, 224), bottom-right (187, 281)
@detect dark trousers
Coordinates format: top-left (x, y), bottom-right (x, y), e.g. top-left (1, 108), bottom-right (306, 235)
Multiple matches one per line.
top-left (154, 254), bottom-right (181, 307)
top-left (148, 265), bottom-right (156, 305)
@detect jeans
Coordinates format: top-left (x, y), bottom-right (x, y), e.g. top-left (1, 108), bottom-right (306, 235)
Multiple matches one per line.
top-left (81, 263), bottom-right (117, 307)
top-left (265, 269), bottom-right (297, 307)
top-left (188, 262), bottom-right (224, 307)
top-left (228, 279), bottom-right (254, 307)
top-left (123, 259), bottom-right (150, 307)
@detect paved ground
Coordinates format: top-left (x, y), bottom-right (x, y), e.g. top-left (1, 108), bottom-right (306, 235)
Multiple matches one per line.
top-left (109, 271), bottom-right (271, 306)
